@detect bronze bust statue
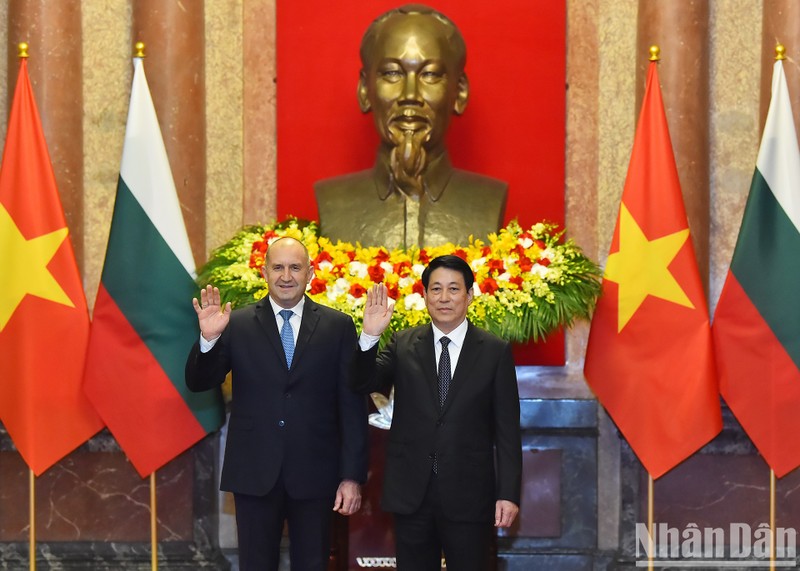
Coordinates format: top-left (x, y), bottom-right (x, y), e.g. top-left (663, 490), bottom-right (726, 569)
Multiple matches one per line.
top-left (314, 4), bottom-right (507, 249)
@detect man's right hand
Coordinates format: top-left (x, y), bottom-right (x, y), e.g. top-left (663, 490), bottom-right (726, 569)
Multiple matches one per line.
top-left (192, 285), bottom-right (232, 341)
top-left (363, 284), bottom-right (394, 337)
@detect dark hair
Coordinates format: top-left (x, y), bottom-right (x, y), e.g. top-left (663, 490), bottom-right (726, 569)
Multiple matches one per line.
top-left (421, 255), bottom-right (474, 290)
top-left (360, 4), bottom-right (467, 71)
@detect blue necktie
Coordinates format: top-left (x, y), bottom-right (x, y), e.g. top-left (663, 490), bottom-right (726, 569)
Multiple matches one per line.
top-left (279, 309), bottom-right (295, 368)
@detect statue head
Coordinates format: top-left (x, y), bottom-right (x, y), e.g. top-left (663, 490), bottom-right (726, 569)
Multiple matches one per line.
top-left (357, 5), bottom-right (469, 194)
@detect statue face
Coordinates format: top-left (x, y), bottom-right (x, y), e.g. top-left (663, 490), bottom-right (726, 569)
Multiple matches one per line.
top-left (359, 14), bottom-right (468, 158)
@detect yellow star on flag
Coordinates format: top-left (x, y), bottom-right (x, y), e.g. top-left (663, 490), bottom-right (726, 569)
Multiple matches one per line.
top-left (604, 203), bottom-right (693, 332)
top-left (0, 204), bottom-right (74, 331)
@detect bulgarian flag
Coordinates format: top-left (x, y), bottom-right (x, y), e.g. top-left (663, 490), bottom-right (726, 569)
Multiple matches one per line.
top-left (712, 57), bottom-right (800, 478)
top-left (0, 58), bottom-right (104, 475)
top-left (83, 57), bottom-right (224, 478)
top-left (584, 59), bottom-right (722, 479)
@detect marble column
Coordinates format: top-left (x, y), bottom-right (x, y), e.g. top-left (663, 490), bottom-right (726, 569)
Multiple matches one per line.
top-left (131, 0), bottom-right (207, 268)
top-left (243, 0), bottom-right (278, 224)
top-left (7, 0), bottom-right (84, 269)
top-left (636, 0), bottom-right (710, 285)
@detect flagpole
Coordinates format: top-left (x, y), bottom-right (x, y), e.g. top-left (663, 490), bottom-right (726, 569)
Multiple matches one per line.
top-left (770, 469), bottom-right (776, 571)
top-left (648, 474), bottom-right (654, 571)
top-left (151, 471), bottom-right (158, 570)
top-left (29, 468), bottom-right (36, 571)
top-left (767, 39), bottom-right (784, 571)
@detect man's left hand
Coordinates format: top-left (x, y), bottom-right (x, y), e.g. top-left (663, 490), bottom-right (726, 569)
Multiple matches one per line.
top-left (333, 479), bottom-right (362, 515)
top-left (494, 500), bottom-right (519, 528)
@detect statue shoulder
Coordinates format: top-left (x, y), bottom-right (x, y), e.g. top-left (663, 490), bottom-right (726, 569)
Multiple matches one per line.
top-left (448, 168), bottom-right (508, 199)
top-left (314, 169), bottom-right (376, 200)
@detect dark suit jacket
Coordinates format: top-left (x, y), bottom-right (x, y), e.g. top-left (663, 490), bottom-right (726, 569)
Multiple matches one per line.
top-left (185, 296), bottom-right (368, 499)
top-left (351, 321), bottom-right (521, 523)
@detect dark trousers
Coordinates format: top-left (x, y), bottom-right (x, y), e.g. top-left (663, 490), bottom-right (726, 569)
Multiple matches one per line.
top-left (394, 473), bottom-right (493, 571)
top-left (233, 475), bottom-right (333, 571)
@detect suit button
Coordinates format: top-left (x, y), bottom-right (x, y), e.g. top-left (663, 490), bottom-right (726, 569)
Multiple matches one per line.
top-left (284, 392), bottom-right (291, 398)
top-left (428, 453), bottom-right (435, 460)
top-left (436, 420), bottom-right (443, 427)
top-left (278, 420), bottom-right (285, 427)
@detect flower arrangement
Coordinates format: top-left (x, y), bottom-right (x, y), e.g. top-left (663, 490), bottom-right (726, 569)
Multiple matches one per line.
top-left (197, 217), bottom-right (601, 348)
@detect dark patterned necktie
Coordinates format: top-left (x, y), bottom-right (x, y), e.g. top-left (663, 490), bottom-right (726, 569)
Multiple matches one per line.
top-left (279, 309), bottom-right (294, 367)
top-left (434, 336), bottom-right (452, 474)
top-left (438, 337), bottom-right (451, 408)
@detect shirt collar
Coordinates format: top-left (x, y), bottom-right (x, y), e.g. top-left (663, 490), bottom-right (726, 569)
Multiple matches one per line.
top-left (373, 150), bottom-right (454, 202)
top-left (431, 318), bottom-right (468, 348)
top-left (269, 296), bottom-right (305, 319)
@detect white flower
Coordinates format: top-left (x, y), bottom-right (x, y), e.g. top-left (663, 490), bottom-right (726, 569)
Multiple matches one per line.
top-left (411, 263), bottom-right (425, 276)
top-left (404, 292), bottom-right (426, 311)
top-left (518, 235), bottom-right (533, 249)
top-left (398, 276), bottom-right (416, 289)
top-left (380, 261), bottom-right (394, 274)
top-left (348, 261), bottom-right (368, 278)
top-left (470, 257), bottom-right (486, 270)
top-left (316, 260), bottom-right (334, 272)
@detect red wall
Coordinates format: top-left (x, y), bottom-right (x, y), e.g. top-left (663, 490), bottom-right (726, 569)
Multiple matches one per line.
top-left (276, 0), bottom-right (567, 364)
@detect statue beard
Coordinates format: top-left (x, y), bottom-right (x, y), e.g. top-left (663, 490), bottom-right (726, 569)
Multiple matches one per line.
top-left (388, 125), bottom-right (432, 198)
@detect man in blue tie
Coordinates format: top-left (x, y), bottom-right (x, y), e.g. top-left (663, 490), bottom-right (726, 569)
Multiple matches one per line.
top-left (352, 255), bottom-right (522, 571)
top-left (185, 237), bottom-right (368, 571)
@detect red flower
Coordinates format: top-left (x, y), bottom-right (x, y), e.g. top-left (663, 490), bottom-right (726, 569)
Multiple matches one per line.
top-left (453, 249), bottom-right (468, 261)
top-left (375, 249), bottom-right (391, 262)
top-left (518, 255), bottom-right (533, 272)
top-left (481, 245), bottom-right (492, 257)
top-left (263, 230), bottom-right (278, 241)
top-left (386, 283), bottom-right (400, 299)
top-left (480, 278), bottom-right (499, 295)
top-left (512, 243), bottom-right (526, 257)
top-left (519, 231), bottom-right (533, 242)
top-left (309, 277), bottom-right (327, 295)
top-left (538, 258), bottom-right (552, 267)
top-left (534, 239), bottom-right (546, 250)
top-left (412, 280), bottom-right (425, 295)
top-left (347, 250), bottom-right (356, 261)
top-left (313, 250), bottom-right (332, 266)
top-left (393, 260), bottom-right (413, 277)
top-left (367, 263), bottom-right (386, 284)
top-left (418, 249), bottom-right (431, 264)
top-left (349, 283), bottom-right (367, 298)
top-left (509, 276), bottom-right (524, 289)
top-left (487, 258), bottom-right (505, 275)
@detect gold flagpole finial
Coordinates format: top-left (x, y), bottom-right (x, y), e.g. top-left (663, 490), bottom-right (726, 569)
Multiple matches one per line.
top-left (134, 41), bottom-right (146, 58)
top-left (649, 45), bottom-right (660, 62)
top-left (775, 44), bottom-right (786, 61)
top-left (18, 42), bottom-right (29, 59)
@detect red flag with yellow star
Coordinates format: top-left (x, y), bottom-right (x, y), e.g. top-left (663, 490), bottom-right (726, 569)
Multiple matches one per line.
top-left (0, 59), bottom-right (103, 475)
top-left (583, 61), bottom-right (721, 478)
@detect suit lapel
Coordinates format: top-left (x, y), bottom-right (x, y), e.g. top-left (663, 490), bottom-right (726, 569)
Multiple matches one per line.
top-left (440, 322), bottom-right (482, 415)
top-left (292, 296), bottom-right (320, 370)
top-left (413, 325), bottom-right (440, 412)
top-left (254, 299), bottom-right (287, 368)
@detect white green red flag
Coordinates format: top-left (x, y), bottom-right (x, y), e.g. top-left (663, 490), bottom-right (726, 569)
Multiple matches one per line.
top-left (83, 57), bottom-right (224, 477)
top-left (584, 61), bottom-right (722, 479)
top-left (712, 58), bottom-right (800, 478)
top-left (0, 59), bottom-right (103, 474)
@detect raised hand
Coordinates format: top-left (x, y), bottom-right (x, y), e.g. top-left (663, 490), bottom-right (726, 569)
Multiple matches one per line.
top-left (363, 284), bottom-right (394, 337)
top-left (192, 285), bottom-right (232, 341)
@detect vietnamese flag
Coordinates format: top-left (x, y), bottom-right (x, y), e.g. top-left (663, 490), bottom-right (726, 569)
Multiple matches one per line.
top-left (0, 58), bottom-right (104, 475)
top-left (584, 60), bottom-right (721, 479)
top-left (712, 57), bottom-right (800, 478)
top-left (83, 57), bottom-right (224, 477)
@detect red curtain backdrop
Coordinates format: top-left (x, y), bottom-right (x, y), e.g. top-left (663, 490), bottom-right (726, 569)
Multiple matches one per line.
top-left (277, 0), bottom-right (566, 364)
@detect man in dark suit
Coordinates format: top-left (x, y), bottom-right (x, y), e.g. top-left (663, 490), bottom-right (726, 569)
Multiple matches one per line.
top-left (185, 237), bottom-right (368, 571)
top-left (352, 255), bottom-right (521, 571)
